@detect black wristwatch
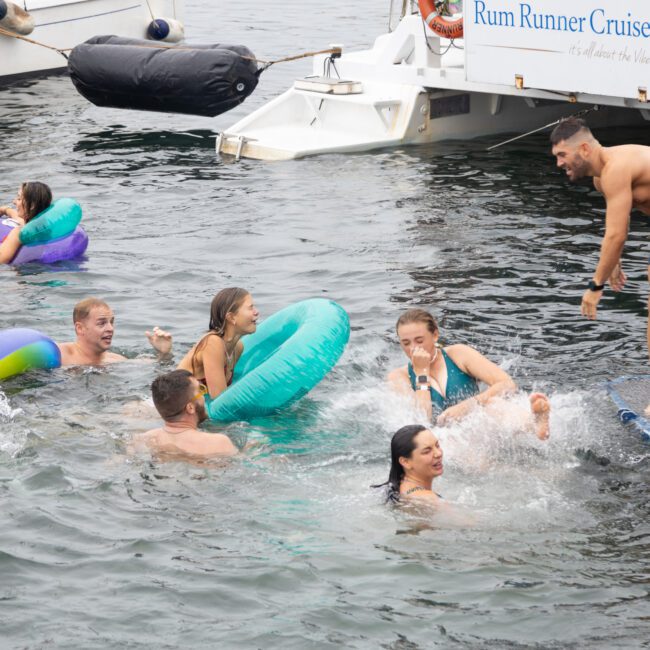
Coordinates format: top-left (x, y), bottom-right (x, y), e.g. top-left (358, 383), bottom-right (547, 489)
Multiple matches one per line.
top-left (588, 280), bottom-right (605, 292)
top-left (417, 374), bottom-right (429, 385)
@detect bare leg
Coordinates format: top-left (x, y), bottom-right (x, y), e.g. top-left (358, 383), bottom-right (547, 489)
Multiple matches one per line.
top-left (529, 392), bottom-right (551, 440)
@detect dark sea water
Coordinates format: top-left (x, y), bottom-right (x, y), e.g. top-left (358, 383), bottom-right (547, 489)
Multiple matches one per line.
top-left (1, 1), bottom-right (649, 648)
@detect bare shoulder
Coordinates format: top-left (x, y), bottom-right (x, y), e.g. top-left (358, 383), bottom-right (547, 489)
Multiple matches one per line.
top-left (57, 341), bottom-right (80, 366)
top-left (403, 489), bottom-right (441, 505)
top-left (601, 148), bottom-right (635, 183)
top-left (103, 351), bottom-right (127, 363)
top-left (444, 343), bottom-right (479, 362)
top-left (203, 333), bottom-right (225, 354)
top-left (203, 432), bottom-right (238, 456)
top-left (131, 428), bottom-right (160, 452)
top-left (57, 341), bottom-right (75, 356)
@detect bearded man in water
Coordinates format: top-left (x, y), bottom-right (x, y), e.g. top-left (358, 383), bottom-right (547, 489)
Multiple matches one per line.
top-left (131, 369), bottom-right (237, 461)
top-left (57, 297), bottom-right (172, 365)
top-left (550, 117), bottom-right (650, 415)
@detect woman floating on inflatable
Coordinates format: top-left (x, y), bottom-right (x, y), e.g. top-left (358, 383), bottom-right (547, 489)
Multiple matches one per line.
top-left (388, 309), bottom-right (551, 440)
top-left (178, 287), bottom-right (259, 401)
top-left (178, 289), bottom-right (350, 422)
top-left (0, 181), bottom-right (51, 263)
top-left (0, 181), bottom-right (88, 265)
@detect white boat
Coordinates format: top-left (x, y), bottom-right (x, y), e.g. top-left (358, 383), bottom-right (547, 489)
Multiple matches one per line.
top-left (0, 0), bottom-right (183, 84)
top-left (217, 0), bottom-right (650, 160)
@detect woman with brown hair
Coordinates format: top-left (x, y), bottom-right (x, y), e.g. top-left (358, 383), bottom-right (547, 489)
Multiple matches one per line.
top-left (0, 181), bottom-right (52, 263)
top-left (388, 308), bottom-right (551, 440)
top-left (177, 288), bottom-right (259, 400)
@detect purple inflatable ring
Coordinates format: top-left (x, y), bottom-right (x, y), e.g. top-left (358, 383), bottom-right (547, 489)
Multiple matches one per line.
top-left (0, 218), bottom-right (88, 265)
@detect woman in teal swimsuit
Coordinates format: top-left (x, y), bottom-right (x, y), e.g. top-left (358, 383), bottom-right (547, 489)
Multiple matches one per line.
top-left (388, 309), bottom-right (550, 440)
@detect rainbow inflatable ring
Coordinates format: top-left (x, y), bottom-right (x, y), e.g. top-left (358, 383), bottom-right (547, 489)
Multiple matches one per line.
top-left (0, 328), bottom-right (61, 380)
top-left (0, 198), bottom-right (88, 265)
top-left (206, 298), bottom-right (350, 422)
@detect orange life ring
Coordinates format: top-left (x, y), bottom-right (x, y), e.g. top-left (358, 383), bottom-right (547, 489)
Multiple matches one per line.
top-left (417, 0), bottom-right (464, 40)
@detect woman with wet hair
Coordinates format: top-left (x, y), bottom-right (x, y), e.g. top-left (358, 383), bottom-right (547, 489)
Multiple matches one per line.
top-left (0, 181), bottom-right (52, 264)
top-left (178, 287), bottom-right (259, 400)
top-left (388, 308), bottom-right (551, 440)
top-left (374, 424), bottom-right (444, 504)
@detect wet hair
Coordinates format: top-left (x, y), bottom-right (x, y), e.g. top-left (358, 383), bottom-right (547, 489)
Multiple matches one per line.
top-left (372, 424), bottom-right (428, 503)
top-left (151, 369), bottom-right (194, 420)
top-left (208, 287), bottom-right (250, 335)
top-left (20, 181), bottom-right (52, 222)
top-left (549, 117), bottom-right (593, 145)
top-left (395, 308), bottom-right (438, 335)
top-left (190, 287), bottom-right (250, 375)
top-left (72, 297), bottom-right (110, 324)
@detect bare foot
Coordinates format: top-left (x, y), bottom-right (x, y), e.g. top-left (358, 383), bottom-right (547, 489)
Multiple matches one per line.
top-left (529, 392), bottom-right (551, 441)
top-left (645, 404), bottom-right (650, 418)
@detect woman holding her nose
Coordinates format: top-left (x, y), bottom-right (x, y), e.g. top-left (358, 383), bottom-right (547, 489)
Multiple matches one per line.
top-left (387, 309), bottom-right (550, 440)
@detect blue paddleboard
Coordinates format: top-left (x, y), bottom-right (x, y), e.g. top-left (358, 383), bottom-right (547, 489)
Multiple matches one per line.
top-left (606, 375), bottom-right (650, 442)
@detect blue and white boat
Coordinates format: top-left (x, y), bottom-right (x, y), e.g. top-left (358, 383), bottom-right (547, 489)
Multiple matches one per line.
top-left (217, 0), bottom-right (650, 160)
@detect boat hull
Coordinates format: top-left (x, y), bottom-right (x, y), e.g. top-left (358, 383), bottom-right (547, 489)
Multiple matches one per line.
top-left (0, 0), bottom-right (183, 84)
top-left (218, 14), bottom-right (650, 161)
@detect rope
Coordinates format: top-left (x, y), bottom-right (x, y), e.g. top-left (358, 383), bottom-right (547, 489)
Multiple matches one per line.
top-left (143, 0), bottom-right (156, 21)
top-left (0, 26), bottom-right (339, 73)
top-left (252, 47), bottom-right (341, 74)
top-left (487, 106), bottom-right (599, 151)
top-left (0, 25), bottom-right (70, 59)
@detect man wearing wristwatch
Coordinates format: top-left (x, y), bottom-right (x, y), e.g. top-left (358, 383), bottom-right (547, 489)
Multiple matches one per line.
top-left (551, 118), bottom-right (650, 372)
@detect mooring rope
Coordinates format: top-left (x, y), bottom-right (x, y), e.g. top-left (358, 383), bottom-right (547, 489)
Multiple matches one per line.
top-left (252, 47), bottom-right (341, 74)
top-left (0, 26), bottom-right (339, 73)
top-left (487, 107), bottom-right (600, 151)
top-left (143, 0), bottom-right (160, 33)
top-left (143, 0), bottom-right (156, 22)
top-left (0, 25), bottom-right (70, 59)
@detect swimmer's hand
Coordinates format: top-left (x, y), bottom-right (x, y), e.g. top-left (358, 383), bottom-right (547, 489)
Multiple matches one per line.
top-left (0, 205), bottom-right (20, 222)
top-left (437, 400), bottom-right (473, 426)
top-left (146, 326), bottom-right (173, 357)
top-left (608, 264), bottom-right (627, 292)
top-left (411, 346), bottom-right (432, 375)
top-left (580, 287), bottom-right (602, 320)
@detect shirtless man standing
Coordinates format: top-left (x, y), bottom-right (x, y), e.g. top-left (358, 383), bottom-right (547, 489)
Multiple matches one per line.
top-left (58, 297), bottom-right (172, 365)
top-left (550, 117), bottom-right (650, 414)
top-left (132, 369), bottom-right (237, 461)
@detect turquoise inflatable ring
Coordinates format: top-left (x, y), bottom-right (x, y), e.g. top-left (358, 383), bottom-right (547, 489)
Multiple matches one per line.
top-left (206, 298), bottom-right (350, 421)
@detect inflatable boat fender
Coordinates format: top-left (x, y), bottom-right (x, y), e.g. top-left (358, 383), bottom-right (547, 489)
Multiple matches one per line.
top-left (68, 36), bottom-right (259, 118)
top-left (0, 328), bottom-right (61, 381)
top-left (147, 17), bottom-right (185, 43)
top-left (207, 299), bottom-right (350, 422)
top-left (0, 0), bottom-right (34, 36)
